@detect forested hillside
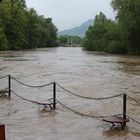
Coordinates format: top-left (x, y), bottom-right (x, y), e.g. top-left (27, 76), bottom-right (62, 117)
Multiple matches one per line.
top-left (58, 19), bottom-right (93, 38)
top-left (0, 0), bottom-right (57, 50)
top-left (83, 0), bottom-right (140, 55)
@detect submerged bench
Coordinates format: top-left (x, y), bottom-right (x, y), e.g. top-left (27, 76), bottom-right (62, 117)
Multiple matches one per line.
top-left (0, 88), bottom-right (9, 97)
top-left (35, 98), bottom-right (56, 110)
top-left (103, 116), bottom-right (129, 129)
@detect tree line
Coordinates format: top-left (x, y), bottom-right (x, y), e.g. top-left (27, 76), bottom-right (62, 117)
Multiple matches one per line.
top-left (0, 0), bottom-right (58, 50)
top-left (83, 0), bottom-right (140, 55)
top-left (58, 35), bottom-right (82, 46)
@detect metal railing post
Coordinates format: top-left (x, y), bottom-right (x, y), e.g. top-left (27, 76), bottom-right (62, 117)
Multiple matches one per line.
top-left (53, 82), bottom-right (56, 109)
top-left (8, 75), bottom-right (11, 98)
top-left (123, 94), bottom-right (127, 127)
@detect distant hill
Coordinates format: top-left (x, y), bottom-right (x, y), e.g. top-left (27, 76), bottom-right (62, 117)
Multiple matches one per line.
top-left (58, 19), bottom-right (93, 38)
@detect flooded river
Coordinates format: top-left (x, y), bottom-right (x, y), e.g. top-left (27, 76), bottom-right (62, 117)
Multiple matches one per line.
top-left (0, 47), bottom-right (140, 140)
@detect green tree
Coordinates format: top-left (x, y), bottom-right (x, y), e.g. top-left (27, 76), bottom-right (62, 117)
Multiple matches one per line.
top-left (58, 35), bottom-right (82, 46)
top-left (58, 35), bottom-right (68, 44)
top-left (2, 0), bottom-right (27, 49)
top-left (71, 36), bottom-right (82, 45)
top-left (25, 8), bottom-right (40, 48)
top-left (83, 12), bottom-right (111, 51)
top-left (0, 0), bottom-right (58, 50)
top-left (45, 18), bottom-right (58, 47)
top-left (83, 0), bottom-right (140, 55)
top-left (112, 0), bottom-right (140, 54)
top-left (0, 26), bottom-right (9, 50)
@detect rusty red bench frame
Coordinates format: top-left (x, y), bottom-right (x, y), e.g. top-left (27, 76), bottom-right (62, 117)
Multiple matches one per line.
top-left (103, 116), bottom-right (129, 129)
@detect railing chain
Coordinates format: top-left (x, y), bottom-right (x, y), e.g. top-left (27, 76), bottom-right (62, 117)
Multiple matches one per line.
top-left (0, 75), bottom-right (8, 80)
top-left (56, 83), bottom-right (123, 100)
top-left (127, 115), bottom-right (140, 125)
top-left (57, 100), bottom-right (122, 119)
top-left (127, 95), bottom-right (140, 105)
top-left (12, 90), bottom-right (37, 103)
top-left (11, 76), bottom-right (53, 88)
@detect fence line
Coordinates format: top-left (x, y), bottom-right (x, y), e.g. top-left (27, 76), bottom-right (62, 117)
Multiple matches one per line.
top-left (0, 75), bottom-right (8, 80)
top-left (56, 83), bottom-right (123, 100)
top-left (11, 76), bottom-right (53, 88)
top-left (11, 90), bottom-right (123, 119)
top-left (127, 115), bottom-right (140, 125)
top-left (4, 90), bottom-right (140, 125)
top-left (12, 90), bottom-right (37, 104)
top-left (0, 74), bottom-right (140, 126)
top-left (57, 100), bottom-right (122, 118)
top-left (127, 95), bottom-right (140, 105)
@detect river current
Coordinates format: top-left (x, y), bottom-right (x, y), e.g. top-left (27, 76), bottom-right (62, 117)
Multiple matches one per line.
top-left (0, 47), bottom-right (140, 140)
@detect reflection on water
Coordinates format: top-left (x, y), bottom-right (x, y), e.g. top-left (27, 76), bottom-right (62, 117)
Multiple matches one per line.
top-left (118, 60), bottom-right (140, 76)
top-left (0, 47), bottom-right (140, 140)
top-left (103, 128), bottom-right (140, 140)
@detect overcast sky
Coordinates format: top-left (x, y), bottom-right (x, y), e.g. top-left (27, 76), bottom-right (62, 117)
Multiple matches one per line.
top-left (26, 0), bottom-right (115, 31)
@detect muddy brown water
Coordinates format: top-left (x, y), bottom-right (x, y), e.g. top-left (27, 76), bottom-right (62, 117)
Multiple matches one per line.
top-left (0, 47), bottom-right (140, 140)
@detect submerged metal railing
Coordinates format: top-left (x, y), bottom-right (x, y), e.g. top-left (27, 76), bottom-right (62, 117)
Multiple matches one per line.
top-left (0, 74), bottom-right (140, 125)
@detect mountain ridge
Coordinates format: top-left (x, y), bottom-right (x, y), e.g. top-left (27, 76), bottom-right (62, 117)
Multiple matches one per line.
top-left (58, 19), bottom-right (93, 38)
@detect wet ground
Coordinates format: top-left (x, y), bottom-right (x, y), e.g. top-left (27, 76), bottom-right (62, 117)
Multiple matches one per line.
top-left (0, 47), bottom-right (140, 140)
